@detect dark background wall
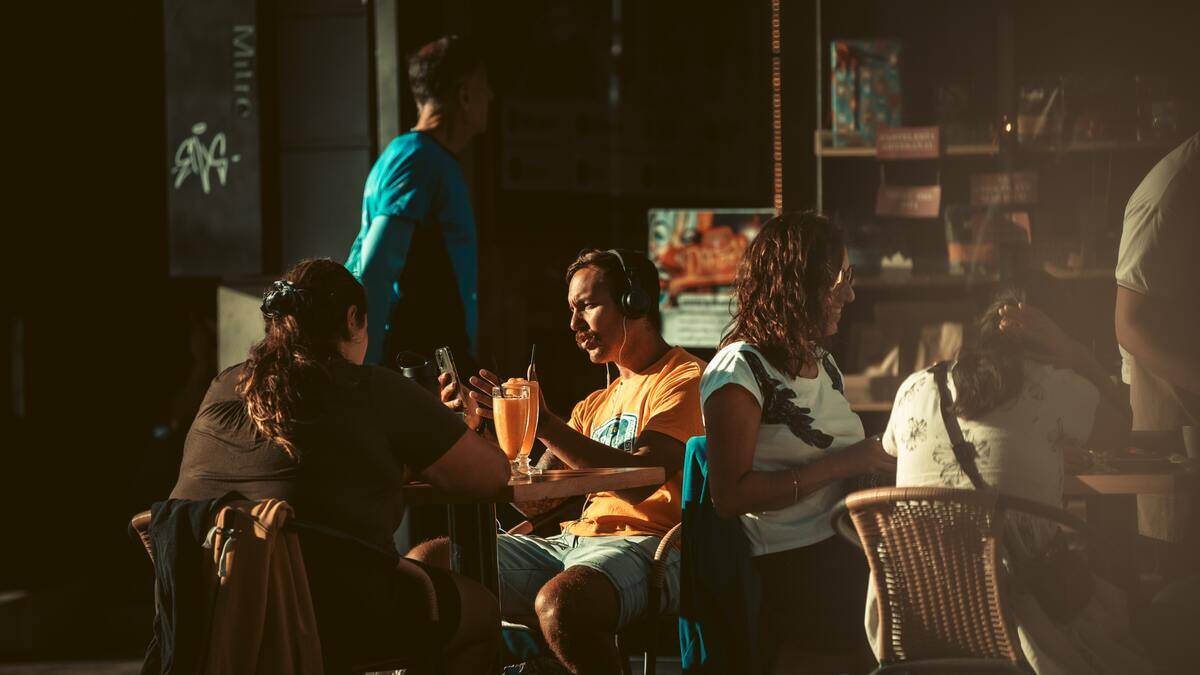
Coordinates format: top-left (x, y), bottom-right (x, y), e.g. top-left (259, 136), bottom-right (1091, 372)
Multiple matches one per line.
top-left (5, 1), bottom-right (172, 657)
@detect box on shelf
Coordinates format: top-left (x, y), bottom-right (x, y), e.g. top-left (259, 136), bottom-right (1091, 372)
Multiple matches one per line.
top-left (831, 40), bottom-right (902, 147)
top-left (970, 171), bottom-right (1039, 206)
top-left (876, 126), bottom-right (940, 159)
top-left (1018, 77), bottom-right (1066, 145)
top-left (876, 185), bottom-right (941, 218)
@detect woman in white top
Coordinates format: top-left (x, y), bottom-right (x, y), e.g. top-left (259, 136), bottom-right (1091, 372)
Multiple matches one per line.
top-left (871, 294), bottom-right (1151, 675)
top-left (701, 211), bottom-right (896, 672)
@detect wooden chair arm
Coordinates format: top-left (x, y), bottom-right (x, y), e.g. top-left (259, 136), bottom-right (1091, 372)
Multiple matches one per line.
top-left (129, 510), bottom-right (153, 561)
top-left (646, 522), bottom-right (683, 616)
top-left (654, 522), bottom-right (683, 562)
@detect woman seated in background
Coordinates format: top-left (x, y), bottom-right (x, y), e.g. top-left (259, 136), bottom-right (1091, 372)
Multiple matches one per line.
top-left (701, 212), bottom-right (896, 673)
top-left (169, 258), bottom-right (509, 674)
top-left (872, 292), bottom-right (1151, 674)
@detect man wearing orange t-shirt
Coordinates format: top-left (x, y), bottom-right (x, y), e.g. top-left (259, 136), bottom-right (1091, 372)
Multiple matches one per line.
top-left (412, 248), bottom-right (705, 674)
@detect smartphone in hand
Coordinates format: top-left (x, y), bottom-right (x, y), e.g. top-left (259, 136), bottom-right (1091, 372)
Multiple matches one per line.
top-left (434, 346), bottom-right (467, 409)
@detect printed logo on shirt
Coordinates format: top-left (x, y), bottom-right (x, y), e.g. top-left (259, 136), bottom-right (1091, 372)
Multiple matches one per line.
top-left (742, 350), bottom-right (834, 448)
top-left (591, 413), bottom-right (639, 451)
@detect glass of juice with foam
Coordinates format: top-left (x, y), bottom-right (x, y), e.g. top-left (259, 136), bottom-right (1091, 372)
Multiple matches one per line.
top-left (504, 377), bottom-right (541, 475)
top-left (493, 381), bottom-right (536, 477)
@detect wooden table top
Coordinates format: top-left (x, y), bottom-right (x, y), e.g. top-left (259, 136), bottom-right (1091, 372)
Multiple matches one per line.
top-left (1064, 469), bottom-right (1197, 496)
top-left (401, 466), bottom-right (667, 505)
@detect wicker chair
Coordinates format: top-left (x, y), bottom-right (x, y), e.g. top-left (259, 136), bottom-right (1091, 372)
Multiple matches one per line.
top-left (830, 487), bottom-right (1093, 674)
top-left (618, 521), bottom-right (683, 675)
top-left (130, 509), bottom-right (439, 674)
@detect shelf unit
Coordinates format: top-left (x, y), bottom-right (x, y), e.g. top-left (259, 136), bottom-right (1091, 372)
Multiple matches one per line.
top-left (803, 0), bottom-right (1177, 411)
top-left (780, 0), bottom-right (1197, 431)
top-left (813, 130), bottom-right (1177, 159)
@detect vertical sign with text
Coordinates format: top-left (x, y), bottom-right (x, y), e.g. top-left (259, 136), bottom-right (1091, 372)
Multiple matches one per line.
top-left (164, 0), bottom-right (261, 277)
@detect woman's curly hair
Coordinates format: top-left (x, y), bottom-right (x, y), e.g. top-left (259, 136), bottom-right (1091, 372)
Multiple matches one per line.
top-left (721, 211), bottom-right (845, 378)
top-left (238, 258), bottom-right (367, 460)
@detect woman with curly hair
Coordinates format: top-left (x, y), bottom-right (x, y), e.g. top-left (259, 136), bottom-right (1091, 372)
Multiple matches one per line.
top-left (170, 258), bottom-right (509, 674)
top-left (700, 211), bottom-right (894, 671)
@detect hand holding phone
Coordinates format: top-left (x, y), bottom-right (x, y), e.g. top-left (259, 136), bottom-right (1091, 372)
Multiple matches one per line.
top-left (434, 347), bottom-right (467, 409)
top-left (435, 347), bottom-right (499, 435)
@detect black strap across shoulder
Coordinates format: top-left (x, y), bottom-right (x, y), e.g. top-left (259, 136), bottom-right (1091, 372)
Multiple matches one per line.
top-left (932, 365), bottom-right (1094, 623)
top-left (931, 362), bottom-right (990, 491)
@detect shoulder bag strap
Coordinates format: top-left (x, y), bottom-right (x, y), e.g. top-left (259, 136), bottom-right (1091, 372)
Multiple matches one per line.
top-left (931, 362), bottom-right (990, 491)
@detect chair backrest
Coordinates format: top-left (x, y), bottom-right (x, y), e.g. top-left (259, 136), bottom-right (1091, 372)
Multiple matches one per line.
top-left (842, 487), bottom-right (1023, 666)
top-left (128, 504), bottom-right (423, 672)
top-left (130, 510), bottom-right (153, 561)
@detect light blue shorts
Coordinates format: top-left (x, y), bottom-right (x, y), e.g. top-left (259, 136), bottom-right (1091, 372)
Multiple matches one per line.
top-left (497, 533), bottom-right (681, 629)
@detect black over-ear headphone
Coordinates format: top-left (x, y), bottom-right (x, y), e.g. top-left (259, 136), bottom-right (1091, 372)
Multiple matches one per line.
top-left (606, 249), bottom-right (651, 320)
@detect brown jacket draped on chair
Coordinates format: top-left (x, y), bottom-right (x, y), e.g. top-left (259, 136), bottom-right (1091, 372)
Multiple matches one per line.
top-left (142, 498), bottom-right (324, 675)
top-left (204, 499), bottom-right (324, 674)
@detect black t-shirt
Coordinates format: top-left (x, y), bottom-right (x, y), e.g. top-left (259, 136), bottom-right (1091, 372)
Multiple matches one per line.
top-left (170, 360), bottom-right (466, 549)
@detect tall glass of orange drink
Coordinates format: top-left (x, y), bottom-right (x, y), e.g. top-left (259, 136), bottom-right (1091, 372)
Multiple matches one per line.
top-left (504, 378), bottom-right (540, 475)
top-left (493, 382), bottom-right (534, 476)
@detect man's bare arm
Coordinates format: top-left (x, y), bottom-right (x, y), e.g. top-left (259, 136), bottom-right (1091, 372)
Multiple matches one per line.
top-left (1115, 286), bottom-right (1200, 395)
top-left (539, 415), bottom-right (683, 503)
top-left (535, 448), bottom-right (569, 471)
top-left (508, 452), bottom-right (573, 519)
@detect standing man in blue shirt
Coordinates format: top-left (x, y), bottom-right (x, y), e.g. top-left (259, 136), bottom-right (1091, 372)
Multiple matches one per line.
top-left (347, 35), bottom-right (491, 366)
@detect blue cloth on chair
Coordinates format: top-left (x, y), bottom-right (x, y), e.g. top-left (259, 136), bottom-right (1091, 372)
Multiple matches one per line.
top-left (678, 436), bottom-right (762, 674)
top-left (500, 622), bottom-right (547, 673)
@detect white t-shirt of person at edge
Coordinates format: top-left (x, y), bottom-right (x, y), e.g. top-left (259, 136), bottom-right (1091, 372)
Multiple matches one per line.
top-left (700, 342), bottom-right (865, 556)
top-left (1115, 132), bottom-right (1199, 384)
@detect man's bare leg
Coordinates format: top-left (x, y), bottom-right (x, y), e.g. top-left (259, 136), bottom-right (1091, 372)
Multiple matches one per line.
top-left (407, 536), bottom-right (451, 569)
top-left (535, 566), bottom-right (623, 675)
top-left (412, 537), bottom-right (628, 673)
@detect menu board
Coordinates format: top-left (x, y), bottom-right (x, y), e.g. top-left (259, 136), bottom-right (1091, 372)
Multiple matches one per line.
top-left (648, 209), bottom-right (774, 347)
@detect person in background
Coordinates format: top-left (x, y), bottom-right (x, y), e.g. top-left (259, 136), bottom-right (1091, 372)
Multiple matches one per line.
top-left (1115, 131), bottom-right (1199, 431)
top-left (873, 293), bottom-right (1150, 674)
top-left (414, 249), bottom-right (705, 675)
top-left (700, 212), bottom-right (894, 673)
top-left (170, 258), bottom-right (509, 674)
top-left (346, 35), bottom-right (492, 366)
top-left (1114, 131), bottom-right (1200, 674)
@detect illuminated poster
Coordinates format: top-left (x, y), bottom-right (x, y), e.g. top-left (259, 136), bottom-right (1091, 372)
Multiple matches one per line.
top-left (647, 208), bottom-right (773, 347)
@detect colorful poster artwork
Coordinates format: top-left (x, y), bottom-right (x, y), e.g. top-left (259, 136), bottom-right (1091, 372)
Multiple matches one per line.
top-left (647, 209), bottom-right (773, 347)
